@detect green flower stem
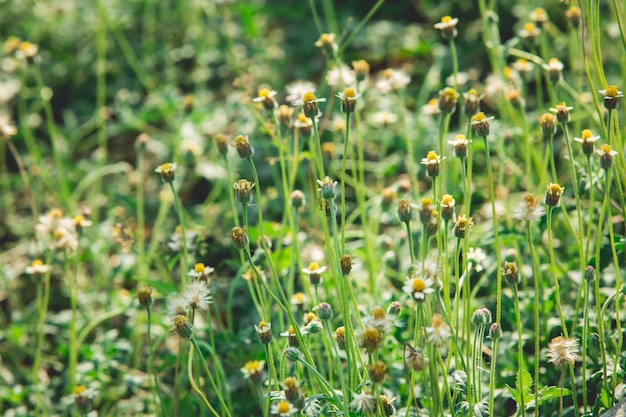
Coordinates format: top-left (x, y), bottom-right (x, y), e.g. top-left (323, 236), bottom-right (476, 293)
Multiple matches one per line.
top-left (190, 336), bottom-right (231, 417)
top-left (398, 91), bottom-right (420, 202)
top-left (294, 354), bottom-right (342, 405)
top-left (482, 136), bottom-right (503, 324)
top-left (548, 134), bottom-right (558, 182)
top-left (66, 252), bottom-right (78, 391)
top-left (146, 307), bottom-right (167, 416)
top-left (136, 144), bottom-right (147, 280)
top-left (203, 306), bottom-right (231, 411)
top-left (337, 0), bottom-right (385, 54)
top-left (187, 342), bottom-right (221, 417)
top-left (324, 324), bottom-right (348, 412)
top-left (340, 112), bottom-right (351, 254)
top-left (95, 0), bottom-right (107, 208)
top-left (547, 206), bottom-right (568, 336)
top-left (562, 123), bottom-right (586, 269)
top-left (585, 155), bottom-right (595, 259)
top-left (222, 154), bottom-right (240, 227)
top-left (581, 279), bottom-right (591, 413)
top-left (449, 38), bottom-right (459, 91)
top-left (569, 364), bottom-right (581, 417)
top-left (271, 111), bottom-right (294, 234)
top-left (512, 285), bottom-right (525, 414)
top-left (488, 337), bottom-right (499, 417)
top-left (311, 117), bottom-right (326, 179)
top-left (526, 222), bottom-right (541, 417)
top-left (266, 344), bottom-right (279, 394)
top-left (405, 221), bottom-right (416, 265)
top-left (464, 129), bottom-right (474, 216)
top-left (168, 181), bottom-right (189, 287)
top-left (442, 223), bottom-right (451, 318)
top-left (438, 113), bottom-right (451, 188)
top-left (32, 254), bottom-right (53, 415)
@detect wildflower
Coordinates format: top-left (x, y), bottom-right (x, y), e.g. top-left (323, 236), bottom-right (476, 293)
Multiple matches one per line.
top-left (599, 85), bottom-right (623, 110)
top-left (470, 112), bottom-right (493, 137)
top-left (506, 89), bottom-right (525, 109)
top-left (137, 285), bottom-right (153, 308)
top-left (453, 214), bottom-right (473, 238)
top-left (380, 395), bottom-right (396, 416)
top-left (359, 326), bottom-right (383, 353)
top-left (281, 325), bottom-right (307, 348)
top-left (489, 323), bottom-right (502, 339)
top-left (167, 295), bottom-right (189, 318)
top-left (403, 273), bottom-right (435, 301)
top-left (362, 307), bottom-right (395, 335)
top-left (565, 6), bottom-right (582, 27)
top-left (530, 7), bottom-right (549, 26)
top-left (72, 385), bottom-right (97, 414)
top-left (316, 176), bottom-right (338, 200)
top-left (314, 33), bottom-right (338, 54)
top-left (25, 259), bottom-right (51, 275)
top-left (350, 390), bottom-right (376, 414)
top-left (293, 91), bottom-right (326, 118)
top-left (574, 129), bottom-right (601, 156)
top-left (215, 133), bottom-right (229, 156)
top-left (513, 193), bottom-right (545, 222)
top-left (376, 68), bottom-right (411, 93)
top-left (463, 89), bottom-right (482, 115)
top-left (597, 144), bottom-right (618, 170)
top-left (352, 59), bottom-right (370, 82)
top-left (421, 97), bottom-right (441, 116)
top-left (387, 301), bottom-right (402, 316)
top-left (340, 253), bottom-right (354, 275)
top-left (255, 320), bottom-right (272, 345)
top-left (426, 313), bottom-right (452, 346)
top-left (17, 41), bottom-right (38, 60)
top-left (471, 307), bottom-right (492, 326)
top-left (538, 113), bottom-right (557, 138)
top-left (438, 87), bottom-right (458, 113)
top-left (252, 87), bottom-right (277, 111)
top-left (368, 360), bottom-right (388, 384)
top-left (302, 262), bottom-right (327, 286)
top-left (545, 183), bottom-right (564, 207)
top-left (421, 151), bottom-right (444, 178)
top-left (241, 360), bottom-right (265, 383)
top-left (73, 214), bottom-right (92, 233)
top-left (397, 199), bottom-right (414, 223)
top-left (434, 15), bottom-right (459, 39)
top-left (171, 314), bottom-right (194, 339)
top-left (502, 261), bottom-right (521, 286)
top-left (336, 88), bottom-right (361, 113)
top-left (467, 247), bottom-right (486, 272)
top-left (0, 115), bottom-right (17, 139)
top-left (283, 377), bottom-right (303, 405)
top-left (229, 226), bottom-right (249, 250)
top-left (276, 105), bottom-right (294, 126)
top-left (155, 162), bottom-right (177, 183)
top-left (315, 302), bottom-right (333, 320)
top-left (547, 336), bottom-right (579, 367)
top-left (286, 80), bottom-right (316, 103)
top-left (584, 265), bottom-right (596, 282)
top-left (293, 112), bottom-right (312, 136)
top-left (327, 65), bottom-right (356, 88)
top-left (291, 292), bottom-right (306, 310)
top-left (419, 197), bottom-right (434, 223)
top-left (234, 134), bottom-right (254, 159)
top-left (321, 142), bottom-right (336, 159)
top-left (183, 280), bottom-right (211, 311)
top-left (187, 263), bottom-right (215, 281)
top-left (53, 226), bottom-right (78, 252)
top-left (233, 179), bottom-right (256, 204)
top-left (542, 58), bottom-right (564, 82)
top-left (271, 400), bottom-right (299, 416)
top-left (440, 194), bottom-right (456, 221)
top-left (284, 347), bottom-right (301, 362)
top-left (290, 190), bottom-right (306, 210)
top-left (449, 134), bottom-right (469, 159)
top-left (550, 102), bottom-right (573, 123)
top-left (426, 210), bottom-right (439, 236)
top-left (334, 326), bottom-right (346, 349)
top-left (519, 22), bottom-right (541, 42)
top-left (512, 58), bottom-right (534, 74)
top-left (404, 343), bottom-right (428, 371)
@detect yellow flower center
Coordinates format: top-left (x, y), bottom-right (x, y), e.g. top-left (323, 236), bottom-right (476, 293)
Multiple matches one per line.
top-left (73, 386), bottom-right (87, 395)
top-left (534, 8), bottom-right (546, 17)
top-left (548, 183), bottom-right (563, 195)
top-left (548, 58), bottom-right (560, 65)
top-left (303, 91), bottom-right (317, 103)
top-left (32, 259), bottom-right (44, 267)
top-left (606, 85), bottom-right (619, 97)
top-left (161, 162), bottom-right (173, 172)
top-left (335, 327), bottom-right (345, 337)
top-left (284, 377), bottom-right (298, 389)
top-left (471, 112), bottom-right (486, 123)
top-left (467, 88), bottom-right (477, 96)
top-left (74, 215), bottom-right (84, 225)
top-left (304, 312), bottom-right (316, 324)
top-left (343, 88), bottom-right (356, 99)
top-left (412, 278), bottom-right (426, 292)
top-left (383, 68), bottom-right (394, 79)
top-left (441, 195), bottom-right (454, 206)
top-left (194, 263), bottom-right (206, 273)
top-left (421, 197), bottom-right (432, 207)
top-left (523, 23), bottom-right (536, 32)
top-left (53, 229), bottom-right (65, 240)
top-left (308, 262), bottom-right (319, 271)
top-left (363, 327), bottom-right (380, 342)
top-left (427, 151), bottom-right (438, 162)
top-left (19, 41), bottom-right (33, 52)
top-left (503, 66), bottom-right (513, 79)
top-left (602, 144), bottom-right (611, 153)
top-left (50, 208), bottom-right (63, 219)
top-left (293, 293), bottom-right (304, 303)
top-left (441, 15), bottom-right (452, 23)
top-left (581, 129), bottom-right (593, 140)
top-left (257, 88), bottom-right (270, 98)
top-left (372, 307), bottom-right (386, 320)
top-left (245, 360), bottom-right (261, 373)
top-left (277, 401), bottom-right (291, 413)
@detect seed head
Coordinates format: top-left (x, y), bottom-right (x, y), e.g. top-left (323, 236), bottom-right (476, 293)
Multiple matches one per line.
top-left (340, 253), bottom-right (354, 275)
top-left (137, 285), bottom-right (153, 308)
top-left (538, 113), bottom-right (557, 138)
top-left (502, 261), bottom-right (521, 286)
top-left (360, 326), bottom-right (382, 353)
top-left (234, 134), bottom-right (254, 159)
top-left (368, 360), bottom-right (388, 384)
top-left (453, 214), bottom-right (473, 238)
top-left (397, 199), bottom-right (414, 223)
top-left (404, 343), bottom-right (428, 371)
top-left (438, 87), bottom-right (458, 114)
top-left (172, 314), bottom-right (194, 339)
top-left (547, 335), bottom-right (579, 367)
top-left (229, 227), bottom-right (249, 250)
top-left (233, 179), bottom-right (255, 204)
top-left (545, 183), bottom-right (564, 207)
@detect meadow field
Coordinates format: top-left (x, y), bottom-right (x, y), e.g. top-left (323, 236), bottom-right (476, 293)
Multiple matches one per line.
top-left (0, 0), bottom-right (625, 416)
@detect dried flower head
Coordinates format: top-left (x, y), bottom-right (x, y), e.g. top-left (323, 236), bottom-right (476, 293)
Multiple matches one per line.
top-left (502, 261), bottom-right (521, 286)
top-left (171, 314), bottom-right (194, 339)
top-left (547, 335), bottom-right (579, 367)
top-left (340, 253), bottom-right (354, 275)
top-left (470, 112), bottom-right (494, 137)
top-left (334, 326), bottom-right (346, 349)
top-left (403, 273), bottom-right (435, 301)
top-left (368, 360), bottom-right (388, 384)
top-left (426, 313), bottom-right (452, 346)
top-left (599, 85), bottom-right (624, 110)
top-left (404, 343), bottom-right (428, 371)
top-left (545, 183), bottom-right (564, 207)
top-left (230, 227), bottom-right (249, 250)
top-left (513, 193), bottom-right (545, 222)
top-left (434, 15), bottom-right (459, 39)
top-left (538, 113), bottom-right (557, 138)
top-left (233, 179), bottom-right (256, 204)
top-left (183, 281), bottom-right (212, 311)
top-left (438, 87), bottom-right (458, 113)
top-left (550, 102), bottom-right (573, 123)
top-left (359, 326), bottom-right (382, 353)
top-left (397, 199), bottom-right (414, 223)
top-left (453, 214), bottom-right (473, 238)
top-left (350, 390), bottom-right (376, 414)
top-left (234, 134), bottom-right (254, 159)
top-left (573, 129), bottom-right (600, 156)
top-left (597, 144), bottom-right (618, 170)
top-left (155, 162), bottom-right (177, 183)
top-left (137, 285), bottom-right (153, 308)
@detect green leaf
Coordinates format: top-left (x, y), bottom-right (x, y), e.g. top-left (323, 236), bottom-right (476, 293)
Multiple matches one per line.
top-left (537, 386), bottom-right (571, 405)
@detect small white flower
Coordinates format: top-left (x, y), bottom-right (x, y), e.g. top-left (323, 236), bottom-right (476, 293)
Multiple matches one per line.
top-left (369, 110), bottom-right (399, 126)
top-left (547, 336), bottom-right (579, 367)
top-left (350, 390), bottom-right (375, 414)
top-left (183, 281), bottom-right (212, 311)
top-left (25, 259), bottom-right (51, 275)
top-left (376, 68), bottom-right (411, 93)
top-left (402, 275), bottom-right (435, 301)
top-left (187, 263), bottom-right (215, 280)
top-left (241, 360), bottom-right (265, 379)
top-left (326, 65), bottom-right (356, 88)
top-left (271, 400), bottom-right (299, 416)
top-left (467, 247), bottom-right (486, 273)
top-left (285, 80), bottom-right (317, 103)
top-left (168, 295), bottom-right (189, 318)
